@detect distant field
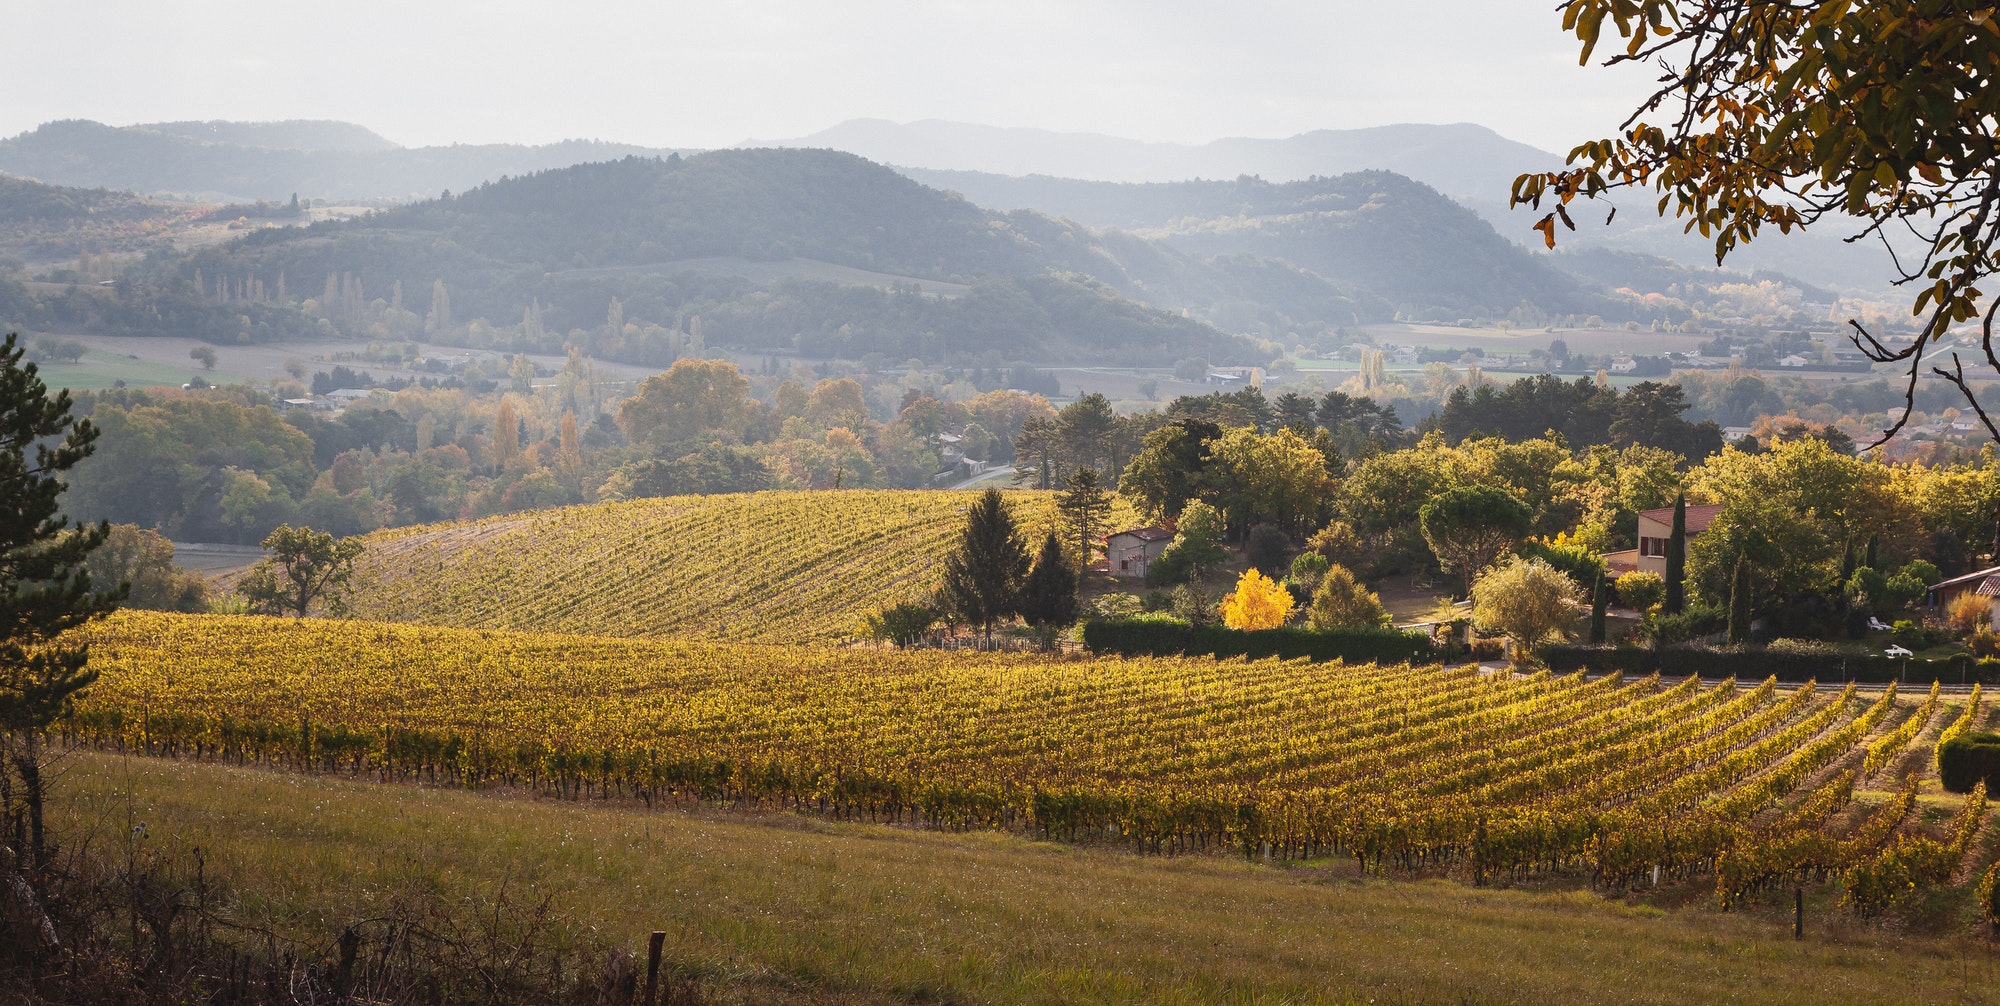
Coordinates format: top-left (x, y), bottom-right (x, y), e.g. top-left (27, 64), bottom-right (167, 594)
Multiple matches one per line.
top-left (55, 751), bottom-right (2000, 1006)
top-left (346, 489), bottom-right (1136, 643)
top-left (1362, 322), bottom-right (1710, 357)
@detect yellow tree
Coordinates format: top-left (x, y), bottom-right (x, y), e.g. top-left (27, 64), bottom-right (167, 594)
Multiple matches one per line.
top-left (1221, 568), bottom-right (1295, 630)
top-left (492, 398), bottom-right (520, 471)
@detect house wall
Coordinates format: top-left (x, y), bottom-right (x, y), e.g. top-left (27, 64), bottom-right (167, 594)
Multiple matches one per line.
top-left (1937, 584), bottom-right (2000, 627)
top-left (1107, 537), bottom-right (1169, 578)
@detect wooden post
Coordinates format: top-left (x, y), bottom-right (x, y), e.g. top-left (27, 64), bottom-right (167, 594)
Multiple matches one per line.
top-left (643, 931), bottom-right (665, 1006)
top-left (1794, 888), bottom-right (1803, 939)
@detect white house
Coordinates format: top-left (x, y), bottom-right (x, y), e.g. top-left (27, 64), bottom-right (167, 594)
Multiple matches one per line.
top-left (1104, 527), bottom-right (1174, 579)
top-left (1778, 354), bottom-right (1811, 368)
top-left (1609, 357), bottom-right (1638, 374)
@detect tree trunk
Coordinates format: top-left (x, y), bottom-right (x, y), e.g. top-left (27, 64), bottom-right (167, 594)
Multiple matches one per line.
top-left (13, 732), bottom-right (45, 878)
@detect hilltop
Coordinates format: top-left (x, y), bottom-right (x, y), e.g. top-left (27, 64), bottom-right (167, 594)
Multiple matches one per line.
top-left (0, 119), bottom-right (672, 202)
top-left (343, 490), bottom-right (1135, 644)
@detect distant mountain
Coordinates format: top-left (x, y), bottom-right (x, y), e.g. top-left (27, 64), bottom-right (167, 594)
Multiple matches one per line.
top-left (136, 119), bottom-right (402, 153)
top-left (763, 118), bottom-right (1559, 204)
top-left (0, 120), bottom-right (680, 203)
top-left (896, 170), bottom-right (1607, 317)
top-left (788, 118), bottom-right (1901, 297)
top-left (0, 174), bottom-right (198, 261)
top-left (183, 150), bottom-right (1293, 365)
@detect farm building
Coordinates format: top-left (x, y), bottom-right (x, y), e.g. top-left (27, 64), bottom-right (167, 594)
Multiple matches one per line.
top-left (1105, 526), bottom-right (1174, 579)
top-left (1930, 565), bottom-right (2000, 625)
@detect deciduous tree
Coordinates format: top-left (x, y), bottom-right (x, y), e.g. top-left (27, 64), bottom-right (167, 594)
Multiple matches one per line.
top-left (1307, 564), bottom-right (1391, 630)
top-left (1518, 1), bottom-right (2000, 443)
top-left (1471, 557), bottom-right (1584, 663)
top-left (240, 524), bottom-right (364, 618)
top-left (1221, 568), bottom-right (1294, 630)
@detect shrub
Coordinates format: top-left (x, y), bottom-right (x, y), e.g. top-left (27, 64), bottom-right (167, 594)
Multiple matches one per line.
top-left (1614, 571), bottom-right (1665, 611)
top-left (1950, 592), bottom-right (1993, 632)
top-left (1246, 524), bottom-right (1293, 576)
top-left (1971, 629), bottom-right (2000, 658)
top-left (1939, 731), bottom-right (2000, 794)
top-left (1472, 557), bottom-right (1583, 657)
top-left (1890, 620), bottom-right (1925, 649)
top-left (1469, 637), bottom-right (1506, 661)
top-left (1082, 619), bottom-right (1432, 664)
top-left (1307, 564), bottom-right (1391, 630)
top-left (1170, 583), bottom-right (1219, 625)
top-left (1642, 605), bottom-right (1726, 645)
top-left (1287, 551), bottom-right (1330, 593)
top-left (864, 601), bottom-right (938, 645)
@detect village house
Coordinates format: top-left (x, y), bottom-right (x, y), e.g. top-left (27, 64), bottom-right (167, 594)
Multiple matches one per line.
top-left (1104, 526), bottom-right (1174, 579)
top-left (1930, 566), bottom-right (2000, 626)
top-left (1600, 502), bottom-right (1725, 578)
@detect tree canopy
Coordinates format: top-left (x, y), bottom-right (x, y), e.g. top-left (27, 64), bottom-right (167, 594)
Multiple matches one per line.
top-left (1518, 1), bottom-right (2000, 443)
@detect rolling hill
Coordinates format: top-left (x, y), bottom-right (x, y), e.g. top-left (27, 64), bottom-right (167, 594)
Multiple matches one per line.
top-left (0, 119), bottom-right (675, 202)
top-left (343, 489), bottom-right (1136, 644)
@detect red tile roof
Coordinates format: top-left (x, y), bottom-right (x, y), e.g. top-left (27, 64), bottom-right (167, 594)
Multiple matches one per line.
top-left (1932, 565), bottom-right (2000, 593)
top-left (1636, 503), bottom-right (1726, 534)
top-left (1106, 526), bottom-right (1174, 544)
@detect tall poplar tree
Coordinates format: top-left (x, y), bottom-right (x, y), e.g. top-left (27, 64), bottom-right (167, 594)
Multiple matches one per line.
top-left (1727, 556), bottom-right (1752, 645)
top-left (940, 489), bottom-right (1030, 641)
top-left (1663, 493), bottom-right (1687, 615)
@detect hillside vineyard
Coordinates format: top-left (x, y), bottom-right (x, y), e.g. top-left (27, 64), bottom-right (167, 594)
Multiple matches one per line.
top-left (72, 612), bottom-right (1984, 910)
top-left (345, 490), bottom-right (1134, 643)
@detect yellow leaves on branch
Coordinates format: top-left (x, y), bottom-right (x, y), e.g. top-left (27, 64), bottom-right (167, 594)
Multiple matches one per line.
top-left (1220, 568), bottom-right (1294, 631)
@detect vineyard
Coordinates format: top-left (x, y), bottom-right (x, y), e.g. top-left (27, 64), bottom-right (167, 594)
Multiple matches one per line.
top-left (69, 612), bottom-right (1998, 915)
top-left (343, 490), bottom-right (1134, 644)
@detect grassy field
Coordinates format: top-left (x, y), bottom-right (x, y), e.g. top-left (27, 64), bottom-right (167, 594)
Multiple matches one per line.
top-left (50, 751), bottom-right (2000, 1005)
top-left (345, 490), bottom-right (1137, 643)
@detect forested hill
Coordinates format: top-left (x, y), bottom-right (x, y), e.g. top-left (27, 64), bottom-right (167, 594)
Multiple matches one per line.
top-left (179, 149), bottom-right (1369, 362)
top-left (0, 119), bottom-right (672, 202)
top-left (901, 168), bottom-right (1609, 317)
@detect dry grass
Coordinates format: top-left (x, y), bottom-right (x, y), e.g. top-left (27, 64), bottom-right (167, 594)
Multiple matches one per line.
top-left (51, 751), bottom-right (2000, 1006)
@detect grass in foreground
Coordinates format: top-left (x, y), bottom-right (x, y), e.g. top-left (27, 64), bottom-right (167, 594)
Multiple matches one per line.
top-left (53, 751), bottom-right (2000, 1006)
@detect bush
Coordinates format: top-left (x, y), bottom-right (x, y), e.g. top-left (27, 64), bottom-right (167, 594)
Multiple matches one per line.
top-left (1246, 524), bottom-right (1292, 576)
top-left (1288, 551), bottom-right (1330, 593)
top-left (1950, 592), bottom-right (1993, 632)
top-left (864, 601), bottom-right (937, 645)
top-left (1971, 629), bottom-right (2000, 658)
top-left (1890, 620), bottom-right (1925, 649)
top-left (1614, 571), bottom-right (1665, 611)
top-left (1940, 731), bottom-right (2000, 794)
top-left (1083, 619), bottom-right (1433, 665)
top-left (1641, 605), bottom-right (1727, 645)
top-left (1540, 644), bottom-right (1998, 684)
top-left (1469, 637), bottom-right (1506, 661)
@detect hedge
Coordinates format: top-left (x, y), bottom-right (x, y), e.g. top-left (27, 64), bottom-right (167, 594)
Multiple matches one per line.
top-left (1940, 732), bottom-right (2000, 794)
top-left (1540, 645), bottom-right (2000, 684)
top-left (1083, 619), bottom-right (1434, 665)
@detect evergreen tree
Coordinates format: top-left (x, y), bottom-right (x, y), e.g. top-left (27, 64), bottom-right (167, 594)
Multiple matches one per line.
top-left (1864, 534), bottom-right (1879, 571)
top-left (1057, 466), bottom-right (1113, 572)
top-left (1727, 556), bottom-right (1752, 645)
top-left (939, 489), bottom-right (1030, 640)
top-left (1019, 532), bottom-right (1080, 649)
top-left (1588, 571), bottom-right (1608, 644)
top-left (0, 333), bottom-right (124, 878)
top-left (1663, 493), bottom-right (1687, 615)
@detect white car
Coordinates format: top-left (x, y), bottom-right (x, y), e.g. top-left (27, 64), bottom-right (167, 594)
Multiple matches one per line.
top-left (1883, 645), bottom-right (1914, 658)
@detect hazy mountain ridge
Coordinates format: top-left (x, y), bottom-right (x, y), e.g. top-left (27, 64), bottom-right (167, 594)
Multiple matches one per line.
top-left (0, 120), bottom-right (678, 202)
top-left (135, 120), bottom-right (403, 153)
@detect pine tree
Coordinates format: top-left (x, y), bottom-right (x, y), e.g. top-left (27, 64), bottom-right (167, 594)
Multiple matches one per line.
top-left (1057, 466), bottom-right (1113, 572)
top-left (0, 333), bottom-right (123, 877)
top-left (1588, 571), bottom-right (1608, 644)
top-left (1663, 493), bottom-right (1687, 615)
top-left (939, 489), bottom-right (1030, 640)
top-left (1728, 556), bottom-right (1752, 645)
top-left (1019, 532), bottom-right (1079, 650)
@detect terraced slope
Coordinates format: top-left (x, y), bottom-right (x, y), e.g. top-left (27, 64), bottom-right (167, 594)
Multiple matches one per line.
top-left (345, 489), bottom-right (1131, 643)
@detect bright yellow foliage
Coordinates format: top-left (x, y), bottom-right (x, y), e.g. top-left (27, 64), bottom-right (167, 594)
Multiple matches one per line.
top-left (1219, 568), bottom-right (1293, 630)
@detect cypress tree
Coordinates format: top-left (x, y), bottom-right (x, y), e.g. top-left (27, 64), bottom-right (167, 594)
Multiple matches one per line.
top-left (939, 488), bottom-right (1030, 640)
top-left (1663, 493), bottom-right (1687, 615)
top-left (1727, 556), bottom-right (1752, 644)
top-left (1588, 571), bottom-right (1608, 644)
top-left (1865, 534), bottom-right (1879, 571)
top-left (1019, 531), bottom-right (1080, 650)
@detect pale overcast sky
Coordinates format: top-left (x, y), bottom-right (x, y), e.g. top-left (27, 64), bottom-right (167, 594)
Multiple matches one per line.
top-left (11, 1), bottom-right (1660, 153)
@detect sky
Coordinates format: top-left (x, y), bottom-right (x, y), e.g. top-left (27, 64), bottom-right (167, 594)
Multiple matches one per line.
top-left (10, 1), bottom-right (1662, 154)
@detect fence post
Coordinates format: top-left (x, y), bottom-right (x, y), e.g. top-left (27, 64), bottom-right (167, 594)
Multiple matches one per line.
top-left (644, 930), bottom-right (665, 1005)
